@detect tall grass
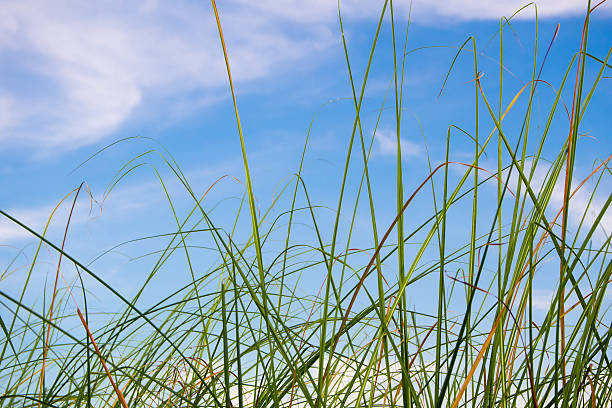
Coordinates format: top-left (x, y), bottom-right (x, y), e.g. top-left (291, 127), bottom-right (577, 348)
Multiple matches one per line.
top-left (1, 1), bottom-right (611, 407)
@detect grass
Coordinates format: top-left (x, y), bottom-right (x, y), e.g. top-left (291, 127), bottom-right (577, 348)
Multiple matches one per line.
top-left (1, 0), bottom-right (611, 407)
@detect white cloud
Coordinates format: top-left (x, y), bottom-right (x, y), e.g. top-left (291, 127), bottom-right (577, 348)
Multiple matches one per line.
top-left (0, 151), bottom-right (245, 244)
top-left (497, 158), bottom-right (612, 242)
top-left (449, 155), bottom-right (611, 244)
top-left (0, 1), bottom-right (334, 152)
top-left (531, 289), bottom-right (554, 311)
top-left (408, 0), bottom-right (611, 21)
top-left (234, 0), bottom-right (611, 23)
top-left (0, 206), bottom-right (49, 242)
top-left (0, 195), bottom-right (98, 243)
top-left (0, 1), bottom-right (609, 153)
top-left (252, 0), bottom-right (612, 22)
top-left (376, 130), bottom-right (423, 158)
top-left (0, 93), bottom-right (14, 132)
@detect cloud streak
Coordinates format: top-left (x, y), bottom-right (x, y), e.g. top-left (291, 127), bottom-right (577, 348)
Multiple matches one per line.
top-left (497, 158), bottom-right (611, 242)
top-left (0, 1), bottom-right (333, 152)
top-left (0, 0), bottom-right (609, 153)
top-left (376, 130), bottom-right (422, 158)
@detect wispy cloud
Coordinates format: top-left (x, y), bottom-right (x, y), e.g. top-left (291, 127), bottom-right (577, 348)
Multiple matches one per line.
top-left (531, 289), bottom-right (555, 311)
top-left (1, 1), bottom-right (609, 154)
top-left (376, 130), bottom-right (422, 158)
top-left (0, 148), bottom-right (248, 245)
top-left (407, 0), bottom-right (611, 21)
top-left (0, 1), bottom-right (334, 152)
top-left (238, 0), bottom-right (611, 22)
top-left (0, 206), bottom-right (52, 242)
top-left (494, 158), bottom-right (612, 241)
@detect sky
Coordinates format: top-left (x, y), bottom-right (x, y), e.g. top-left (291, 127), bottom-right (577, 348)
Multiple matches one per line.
top-left (1, 0), bottom-right (611, 314)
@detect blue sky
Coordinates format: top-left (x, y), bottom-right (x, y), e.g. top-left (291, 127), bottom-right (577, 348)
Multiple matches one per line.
top-left (1, 0), bottom-right (611, 313)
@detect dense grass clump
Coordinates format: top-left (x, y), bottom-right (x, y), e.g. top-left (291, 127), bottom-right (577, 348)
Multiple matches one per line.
top-left (1, 1), bottom-right (611, 407)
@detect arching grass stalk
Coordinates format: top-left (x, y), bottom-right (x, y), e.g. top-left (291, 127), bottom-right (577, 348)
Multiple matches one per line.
top-left (1, 1), bottom-right (610, 407)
